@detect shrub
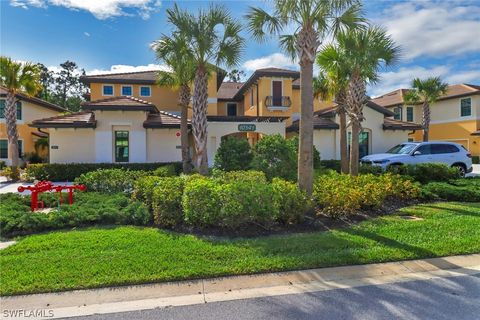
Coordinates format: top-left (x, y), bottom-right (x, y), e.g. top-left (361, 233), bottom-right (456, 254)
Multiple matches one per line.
top-left (152, 164), bottom-right (176, 177)
top-left (131, 176), bottom-right (163, 210)
top-left (319, 160), bottom-right (341, 173)
top-left (472, 156), bottom-right (479, 165)
top-left (359, 164), bottom-right (384, 175)
top-left (182, 177), bottom-right (223, 227)
top-left (214, 136), bottom-right (253, 171)
top-left (420, 178), bottom-right (480, 202)
top-left (25, 162), bottom-right (181, 181)
top-left (271, 178), bottom-right (311, 224)
top-left (152, 177), bottom-right (185, 227)
top-left (75, 169), bottom-right (147, 194)
top-left (212, 170), bottom-right (267, 184)
top-left (251, 134), bottom-right (297, 181)
top-left (0, 192), bottom-right (150, 236)
top-left (0, 166), bottom-right (20, 181)
top-left (0, 161), bottom-right (5, 170)
top-left (388, 163), bottom-right (459, 184)
top-left (287, 136), bottom-right (322, 169)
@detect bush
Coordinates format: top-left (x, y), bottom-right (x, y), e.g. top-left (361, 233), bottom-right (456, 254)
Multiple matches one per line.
top-left (152, 165), bottom-right (176, 177)
top-left (359, 164), bottom-right (384, 175)
top-left (0, 161), bottom-right (5, 170)
top-left (75, 169), bottom-right (147, 194)
top-left (388, 163), bottom-right (459, 184)
top-left (214, 136), bottom-right (253, 171)
top-left (131, 176), bottom-right (163, 210)
top-left (319, 160), bottom-right (341, 173)
top-left (212, 170), bottom-right (267, 184)
top-left (152, 177), bottom-right (185, 227)
top-left (472, 156), bottom-right (480, 165)
top-left (271, 178), bottom-right (311, 224)
top-left (25, 162), bottom-right (181, 181)
top-left (0, 192), bottom-right (150, 236)
top-left (287, 136), bottom-right (322, 169)
top-left (251, 134), bottom-right (297, 181)
top-left (420, 178), bottom-right (480, 202)
top-left (182, 177), bottom-right (223, 227)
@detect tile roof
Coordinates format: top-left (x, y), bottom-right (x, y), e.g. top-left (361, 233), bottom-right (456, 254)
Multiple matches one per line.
top-left (81, 96), bottom-right (158, 112)
top-left (217, 82), bottom-right (243, 100)
top-left (383, 118), bottom-right (422, 131)
top-left (313, 101), bottom-right (395, 117)
top-left (30, 112), bottom-right (96, 128)
top-left (80, 71), bottom-right (158, 85)
top-left (206, 115), bottom-right (288, 122)
top-left (143, 111), bottom-right (186, 128)
top-left (372, 84), bottom-right (480, 107)
top-left (287, 117), bottom-right (339, 132)
top-left (0, 85), bottom-right (66, 112)
top-left (471, 130), bottom-right (480, 136)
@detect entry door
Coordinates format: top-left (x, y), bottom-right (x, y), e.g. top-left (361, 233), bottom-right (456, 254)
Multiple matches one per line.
top-left (359, 132), bottom-right (369, 159)
top-left (272, 81), bottom-right (282, 106)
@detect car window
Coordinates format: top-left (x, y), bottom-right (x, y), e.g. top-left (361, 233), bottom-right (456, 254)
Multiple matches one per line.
top-left (387, 144), bottom-right (416, 154)
top-left (431, 144), bottom-right (459, 154)
top-left (415, 145), bottom-right (431, 155)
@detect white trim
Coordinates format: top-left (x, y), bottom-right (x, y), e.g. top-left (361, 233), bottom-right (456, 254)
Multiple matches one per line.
top-left (102, 84), bottom-right (114, 96)
top-left (121, 85), bottom-right (133, 96)
top-left (266, 106), bottom-right (289, 112)
top-left (459, 97), bottom-right (472, 118)
top-left (139, 86), bottom-right (151, 97)
top-left (406, 106), bottom-right (414, 122)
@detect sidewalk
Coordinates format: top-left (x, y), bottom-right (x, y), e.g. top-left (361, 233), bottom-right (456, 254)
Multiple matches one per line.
top-left (1, 254), bottom-right (479, 320)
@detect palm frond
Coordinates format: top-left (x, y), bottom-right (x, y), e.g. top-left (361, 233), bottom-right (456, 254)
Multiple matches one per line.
top-left (279, 34), bottom-right (297, 62)
top-left (245, 7), bottom-right (284, 43)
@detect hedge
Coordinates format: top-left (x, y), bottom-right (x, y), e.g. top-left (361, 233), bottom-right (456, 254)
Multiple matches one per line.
top-left (25, 162), bottom-right (182, 181)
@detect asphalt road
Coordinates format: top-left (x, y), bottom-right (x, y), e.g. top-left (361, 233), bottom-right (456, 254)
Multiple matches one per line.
top-left (65, 274), bottom-right (479, 320)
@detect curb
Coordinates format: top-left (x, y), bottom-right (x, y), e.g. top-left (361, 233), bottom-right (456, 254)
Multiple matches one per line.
top-left (1, 254), bottom-right (479, 319)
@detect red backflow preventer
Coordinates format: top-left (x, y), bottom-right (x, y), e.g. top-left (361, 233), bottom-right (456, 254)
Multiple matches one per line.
top-left (17, 180), bottom-right (87, 212)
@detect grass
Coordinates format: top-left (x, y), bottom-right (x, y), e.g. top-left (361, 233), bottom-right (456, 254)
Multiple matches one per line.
top-left (1, 202), bottom-right (479, 296)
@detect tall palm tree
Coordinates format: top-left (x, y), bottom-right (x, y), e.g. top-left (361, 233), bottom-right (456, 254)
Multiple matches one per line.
top-left (153, 33), bottom-right (196, 174)
top-left (404, 77), bottom-right (448, 142)
top-left (316, 49), bottom-right (351, 174)
top-left (246, 0), bottom-right (365, 194)
top-left (320, 27), bottom-right (400, 175)
top-left (166, 4), bottom-right (244, 175)
top-left (0, 57), bottom-right (41, 172)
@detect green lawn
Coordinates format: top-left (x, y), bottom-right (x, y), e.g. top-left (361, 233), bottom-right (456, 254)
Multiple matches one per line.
top-left (1, 202), bottom-right (479, 296)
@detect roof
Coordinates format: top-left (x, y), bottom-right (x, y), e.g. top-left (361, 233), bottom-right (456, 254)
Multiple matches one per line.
top-left (232, 68), bottom-right (300, 100)
top-left (313, 101), bottom-right (395, 117)
top-left (143, 111), bottom-right (187, 128)
top-left (0, 86), bottom-right (66, 112)
top-left (206, 115), bottom-right (288, 123)
top-left (383, 118), bottom-right (423, 131)
top-left (372, 84), bottom-right (480, 107)
top-left (287, 117), bottom-right (339, 132)
top-left (81, 68), bottom-right (226, 91)
top-left (217, 82), bottom-right (243, 100)
top-left (30, 112), bottom-right (96, 128)
top-left (471, 130), bottom-right (480, 136)
top-left (81, 96), bottom-right (158, 112)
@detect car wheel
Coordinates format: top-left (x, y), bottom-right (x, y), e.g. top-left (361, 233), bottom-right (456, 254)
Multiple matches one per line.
top-left (452, 164), bottom-right (466, 177)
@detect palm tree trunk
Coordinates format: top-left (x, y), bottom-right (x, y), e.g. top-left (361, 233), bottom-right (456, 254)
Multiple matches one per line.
top-left (349, 120), bottom-right (360, 175)
top-left (179, 84), bottom-right (192, 174)
top-left (338, 108), bottom-right (349, 174)
top-left (422, 101), bottom-right (430, 142)
top-left (192, 66), bottom-right (209, 175)
top-left (5, 92), bottom-right (20, 172)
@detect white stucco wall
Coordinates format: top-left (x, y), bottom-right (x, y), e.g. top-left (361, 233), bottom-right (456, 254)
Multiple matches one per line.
top-left (49, 128), bottom-right (96, 163)
top-left (146, 128), bottom-right (182, 162)
top-left (313, 129), bottom-right (337, 160)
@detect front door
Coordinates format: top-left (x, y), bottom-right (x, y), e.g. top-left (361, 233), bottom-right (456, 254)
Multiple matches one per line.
top-left (359, 132), bottom-right (369, 159)
top-left (272, 80), bottom-right (282, 106)
top-left (114, 131), bottom-right (129, 162)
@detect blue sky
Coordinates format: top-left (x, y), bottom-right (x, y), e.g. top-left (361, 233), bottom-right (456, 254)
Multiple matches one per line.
top-left (1, 0), bottom-right (479, 96)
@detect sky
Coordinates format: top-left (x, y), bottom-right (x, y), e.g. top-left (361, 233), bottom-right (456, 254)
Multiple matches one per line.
top-left (1, 0), bottom-right (479, 97)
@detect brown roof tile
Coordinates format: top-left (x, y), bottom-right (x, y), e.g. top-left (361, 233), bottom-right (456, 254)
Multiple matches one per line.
top-left (81, 96), bottom-right (158, 112)
top-left (206, 115), bottom-right (288, 122)
top-left (31, 112), bottom-right (96, 128)
top-left (383, 118), bottom-right (422, 130)
top-left (313, 100), bottom-right (395, 117)
top-left (0, 85), bottom-right (67, 112)
top-left (287, 117), bottom-right (339, 132)
top-left (81, 71), bottom-right (158, 85)
top-left (143, 111), bottom-right (186, 128)
top-left (217, 82), bottom-right (243, 100)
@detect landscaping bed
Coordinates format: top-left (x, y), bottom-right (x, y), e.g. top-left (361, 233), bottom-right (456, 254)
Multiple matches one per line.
top-left (1, 202), bottom-right (479, 296)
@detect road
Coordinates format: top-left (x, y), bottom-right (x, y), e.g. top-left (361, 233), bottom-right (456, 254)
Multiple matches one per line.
top-left (64, 274), bottom-right (479, 320)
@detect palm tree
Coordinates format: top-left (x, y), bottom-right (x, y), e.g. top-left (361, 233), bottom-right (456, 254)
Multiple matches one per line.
top-left (0, 57), bottom-right (41, 172)
top-left (320, 27), bottom-right (400, 175)
top-left (153, 33), bottom-right (196, 174)
top-left (404, 77), bottom-right (448, 142)
top-left (316, 49), bottom-right (351, 174)
top-left (166, 4), bottom-right (244, 175)
top-left (246, 0), bottom-right (365, 194)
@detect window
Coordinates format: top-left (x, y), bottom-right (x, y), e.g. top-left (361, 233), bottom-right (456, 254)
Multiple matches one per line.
top-left (347, 131), bottom-right (370, 159)
top-left (460, 98), bottom-right (471, 117)
top-left (121, 86), bottom-right (132, 96)
top-left (393, 106), bottom-right (402, 120)
top-left (272, 80), bottom-right (282, 106)
top-left (0, 100), bottom-right (22, 120)
top-left (414, 144), bottom-right (431, 155)
top-left (406, 107), bottom-right (414, 122)
top-left (103, 85), bottom-right (114, 96)
top-left (0, 139), bottom-right (22, 158)
top-left (114, 131), bottom-right (129, 162)
top-left (227, 103), bottom-right (237, 116)
top-left (431, 144), bottom-right (459, 154)
top-left (140, 86), bottom-right (151, 97)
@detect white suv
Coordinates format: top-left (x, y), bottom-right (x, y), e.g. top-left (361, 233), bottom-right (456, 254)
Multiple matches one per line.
top-left (360, 141), bottom-right (473, 176)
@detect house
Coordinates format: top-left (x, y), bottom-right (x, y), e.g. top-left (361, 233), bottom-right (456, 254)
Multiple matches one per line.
top-left (31, 68), bottom-right (420, 164)
top-left (0, 86), bottom-right (66, 165)
top-left (372, 84), bottom-right (480, 157)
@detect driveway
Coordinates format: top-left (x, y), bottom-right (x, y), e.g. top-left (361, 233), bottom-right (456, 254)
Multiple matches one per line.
top-left (466, 164), bottom-right (480, 177)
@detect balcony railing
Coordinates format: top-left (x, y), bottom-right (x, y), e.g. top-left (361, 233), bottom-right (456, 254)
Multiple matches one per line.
top-left (265, 96), bottom-right (291, 110)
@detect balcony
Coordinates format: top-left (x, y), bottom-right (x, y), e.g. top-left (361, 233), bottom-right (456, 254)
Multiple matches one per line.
top-left (265, 96), bottom-right (291, 111)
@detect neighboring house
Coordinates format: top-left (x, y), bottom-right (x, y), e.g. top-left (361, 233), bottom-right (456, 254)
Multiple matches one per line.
top-left (0, 85), bottom-right (66, 165)
top-left (31, 68), bottom-right (419, 164)
top-left (372, 84), bottom-right (480, 157)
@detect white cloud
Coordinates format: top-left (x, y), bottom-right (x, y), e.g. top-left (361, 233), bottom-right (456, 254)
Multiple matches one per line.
top-left (378, 1), bottom-right (480, 59)
top-left (445, 70), bottom-right (480, 85)
top-left (9, 0), bottom-right (162, 20)
top-left (243, 53), bottom-right (297, 72)
top-left (86, 64), bottom-right (170, 75)
top-left (83, 32), bottom-right (90, 37)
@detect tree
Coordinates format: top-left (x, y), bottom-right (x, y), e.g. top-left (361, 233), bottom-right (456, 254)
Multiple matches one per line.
top-left (153, 33), bottom-right (196, 174)
top-left (226, 69), bottom-right (246, 82)
top-left (214, 136), bottom-right (253, 171)
top-left (36, 63), bottom-right (54, 101)
top-left (0, 56), bottom-right (42, 173)
top-left (166, 4), bottom-right (244, 175)
top-left (53, 60), bottom-right (87, 111)
top-left (321, 27), bottom-right (400, 175)
top-left (404, 77), bottom-right (448, 142)
top-left (246, 0), bottom-right (365, 194)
